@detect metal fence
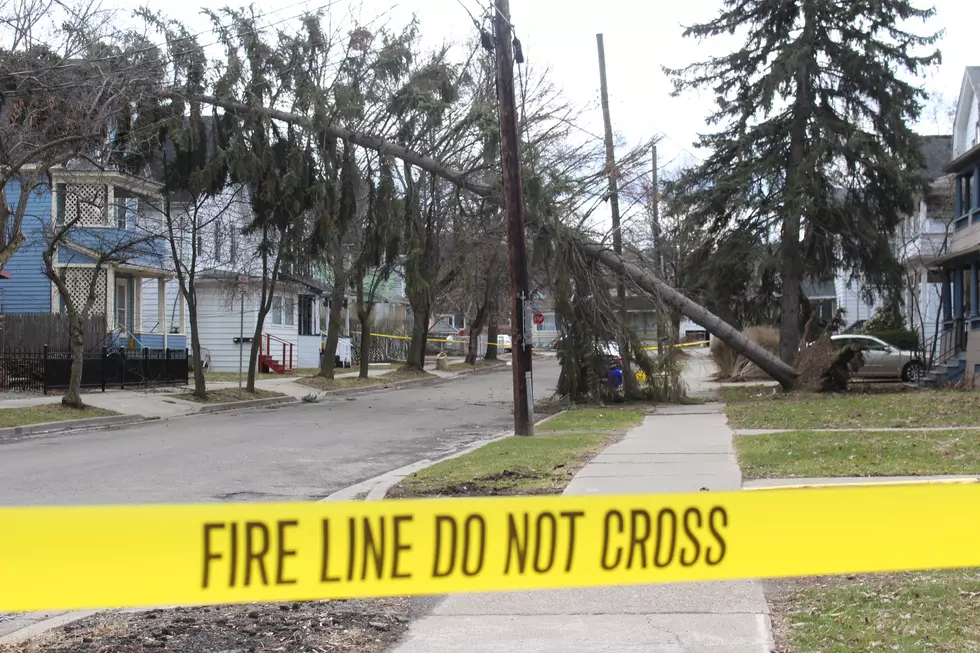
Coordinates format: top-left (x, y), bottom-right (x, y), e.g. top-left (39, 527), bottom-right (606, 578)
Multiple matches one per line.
top-left (0, 347), bottom-right (189, 394)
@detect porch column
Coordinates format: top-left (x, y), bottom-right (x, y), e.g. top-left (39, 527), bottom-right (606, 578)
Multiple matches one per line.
top-left (956, 176), bottom-right (964, 218)
top-left (954, 267), bottom-right (965, 319)
top-left (972, 261), bottom-right (979, 319)
top-left (179, 292), bottom-right (185, 335)
top-left (974, 165), bottom-right (980, 212)
top-left (159, 278), bottom-right (167, 349)
top-left (943, 269), bottom-right (953, 323)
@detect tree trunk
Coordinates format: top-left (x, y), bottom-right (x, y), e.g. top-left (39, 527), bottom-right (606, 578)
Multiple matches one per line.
top-left (62, 315), bottom-right (85, 409)
top-left (357, 279), bottom-right (373, 380)
top-left (579, 240), bottom-right (798, 389)
top-left (320, 287), bottom-right (345, 379)
top-left (186, 294), bottom-right (207, 399)
top-left (485, 301), bottom-right (499, 361)
top-left (405, 302), bottom-right (429, 371)
top-left (466, 301), bottom-right (489, 365)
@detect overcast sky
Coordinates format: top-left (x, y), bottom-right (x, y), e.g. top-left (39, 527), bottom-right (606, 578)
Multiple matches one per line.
top-left (122, 0), bottom-right (977, 177)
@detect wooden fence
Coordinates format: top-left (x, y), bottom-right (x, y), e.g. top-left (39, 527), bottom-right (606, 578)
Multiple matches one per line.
top-left (0, 313), bottom-right (107, 352)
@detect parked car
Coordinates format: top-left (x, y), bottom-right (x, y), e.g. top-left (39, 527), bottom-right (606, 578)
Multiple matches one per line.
top-left (830, 334), bottom-right (923, 382)
top-left (555, 337), bottom-right (622, 369)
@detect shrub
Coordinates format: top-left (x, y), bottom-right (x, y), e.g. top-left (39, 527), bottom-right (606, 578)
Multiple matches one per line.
top-left (711, 325), bottom-right (780, 380)
top-left (863, 328), bottom-right (920, 352)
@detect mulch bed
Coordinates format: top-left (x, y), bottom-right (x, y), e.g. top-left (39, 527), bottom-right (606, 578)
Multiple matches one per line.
top-left (1, 598), bottom-right (415, 653)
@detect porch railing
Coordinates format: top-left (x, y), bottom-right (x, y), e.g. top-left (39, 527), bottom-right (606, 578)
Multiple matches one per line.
top-left (262, 333), bottom-right (295, 372)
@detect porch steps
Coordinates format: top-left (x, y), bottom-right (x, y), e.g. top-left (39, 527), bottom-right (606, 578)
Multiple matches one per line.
top-left (259, 354), bottom-right (293, 375)
top-left (919, 352), bottom-right (967, 388)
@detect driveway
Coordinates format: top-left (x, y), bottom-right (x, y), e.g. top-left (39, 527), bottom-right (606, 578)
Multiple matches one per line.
top-left (0, 360), bottom-right (560, 506)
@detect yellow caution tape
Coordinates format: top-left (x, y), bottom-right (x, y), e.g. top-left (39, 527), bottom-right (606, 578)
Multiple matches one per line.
top-left (4, 484), bottom-right (980, 612)
top-left (349, 332), bottom-right (514, 348)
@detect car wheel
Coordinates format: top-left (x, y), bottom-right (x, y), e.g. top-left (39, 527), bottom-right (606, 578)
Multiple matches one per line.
top-left (902, 361), bottom-right (924, 383)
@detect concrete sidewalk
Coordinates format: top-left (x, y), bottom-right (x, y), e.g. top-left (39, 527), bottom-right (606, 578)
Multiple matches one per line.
top-left (394, 402), bottom-right (773, 653)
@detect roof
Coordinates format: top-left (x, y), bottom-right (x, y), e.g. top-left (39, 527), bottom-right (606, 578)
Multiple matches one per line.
top-left (802, 278), bottom-right (836, 300)
top-left (967, 67), bottom-right (980, 94)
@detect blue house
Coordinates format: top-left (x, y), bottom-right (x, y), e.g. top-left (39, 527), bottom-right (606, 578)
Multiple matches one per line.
top-left (925, 67), bottom-right (980, 385)
top-left (1, 167), bottom-right (186, 351)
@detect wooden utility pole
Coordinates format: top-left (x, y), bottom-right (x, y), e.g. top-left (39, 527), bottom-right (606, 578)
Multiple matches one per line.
top-left (596, 33), bottom-right (636, 394)
top-left (652, 144), bottom-right (665, 363)
top-left (494, 0), bottom-right (534, 436)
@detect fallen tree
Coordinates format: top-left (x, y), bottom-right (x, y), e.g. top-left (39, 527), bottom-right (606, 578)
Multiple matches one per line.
top-left (158, 91), bottom-right (800, 389)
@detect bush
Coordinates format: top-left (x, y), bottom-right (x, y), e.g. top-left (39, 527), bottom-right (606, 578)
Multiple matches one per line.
top-left (711, 325), bottom-right (780, 380)
top-left (862, 328), bottom-right (920, 352)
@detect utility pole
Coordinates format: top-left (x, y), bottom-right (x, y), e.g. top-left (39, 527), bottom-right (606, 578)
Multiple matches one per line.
top-left (596, 33), bottom-right (636, 395)
top-left (652, 144), bottom-right (665, 364)
top-left (494, 0), bottom-right (534, 436)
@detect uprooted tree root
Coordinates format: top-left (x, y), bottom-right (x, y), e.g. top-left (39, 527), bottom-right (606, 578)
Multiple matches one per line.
top-left (793, 336), bottom-right (865, 392)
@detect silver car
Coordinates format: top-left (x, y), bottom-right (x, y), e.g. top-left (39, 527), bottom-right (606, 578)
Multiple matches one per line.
top-left (830, 334), bottom-right (923, 382)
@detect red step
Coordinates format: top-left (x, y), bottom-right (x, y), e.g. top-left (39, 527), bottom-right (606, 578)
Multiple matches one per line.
top-left (259, 354), bottom-right (290, 375)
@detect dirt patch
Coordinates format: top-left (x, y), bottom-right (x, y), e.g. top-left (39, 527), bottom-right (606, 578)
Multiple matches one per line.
top-left (1, 599), bottom-right (416, 653)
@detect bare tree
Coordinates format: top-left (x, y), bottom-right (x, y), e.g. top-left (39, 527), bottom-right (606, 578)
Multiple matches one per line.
top-left (40, 178), bottom-right (164, 407)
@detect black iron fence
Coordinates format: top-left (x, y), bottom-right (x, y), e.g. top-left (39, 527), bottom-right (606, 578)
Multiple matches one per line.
top-left (0, 347), bottom-right (189, 394)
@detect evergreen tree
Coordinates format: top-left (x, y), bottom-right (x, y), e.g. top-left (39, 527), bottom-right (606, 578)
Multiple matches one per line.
top-left (666, 0), bottom-right (940, 364)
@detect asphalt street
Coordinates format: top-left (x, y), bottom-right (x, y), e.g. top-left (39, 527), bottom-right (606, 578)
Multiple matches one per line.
top-left (0, 360), bottom-right (559, 506)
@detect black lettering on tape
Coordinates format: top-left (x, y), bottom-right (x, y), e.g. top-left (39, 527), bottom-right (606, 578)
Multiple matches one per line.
top-left (462, 515), bottom-right (486, 576)
top-left (321, 519), bottom-right (341, 583)
top-left (229, 522), bottom-right (239, 587)
top-left (276, 520), bottom-right (298, 585)
top-left (601, 510), bottom-right (624, 570)
top-left (627, 510), bottom-right (651, 570)
top-left (202, 522), bottom-right (225, 589)
top-left (560, 511), bottom-right (584, 572)
top-left (505, 513), bottom-right (529, 574)
top-left (432, 515), bottom-right (458, 578)
top-left (392, 515), bottom-right (413, 580)
top-left (361, 517), bottom-right (385, 581)
top-left (681, 508), bottom-right (701, 567)
top-left (534, 512), bottom-right (558, 574)
top-left (346, 517), bottom-right (356, 581)
top-left (654, 509), bottom-right (677, 568)
top-left (244, 522), bottom-right (271, 586)
top-left (707, 506), bottom-right (727, 565)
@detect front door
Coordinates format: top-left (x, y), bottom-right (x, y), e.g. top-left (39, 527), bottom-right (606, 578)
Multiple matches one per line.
top-left (115, 279), bottom-right (128, 334)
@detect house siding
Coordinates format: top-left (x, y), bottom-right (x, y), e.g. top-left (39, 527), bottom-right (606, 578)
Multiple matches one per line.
top-left (189, 282), bottom-right (258, 373)
top-left (0, 180), bottom-right (54, 313)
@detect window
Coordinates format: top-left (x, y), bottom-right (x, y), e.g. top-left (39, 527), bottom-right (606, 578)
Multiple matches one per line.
top-left (272, 296), bottom-right (283, 325)
top-left (115, 280), bottom-right (128, 331)
top-left (213, 222), bottom-right (224, 263)
top-left (55, 184), bottom-right (66, 226)
top-left (229, 227), bottom-right (238, 264)
top-left (284, 297), bottom-right (295, 326)
top-left (298, 295), bottom-right (315, 335)
top-left (112, 189), bottom-right (137, 229)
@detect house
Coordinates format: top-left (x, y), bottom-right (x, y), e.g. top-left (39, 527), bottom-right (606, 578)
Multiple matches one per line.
top-left (0, 166), bottom-right (186, 352)
top-left (165, 185), bottom-right (329, 374)
top-left (831, 135), bottom-right (954, 344)
top-left (925, 67), bottom-right (980, 384)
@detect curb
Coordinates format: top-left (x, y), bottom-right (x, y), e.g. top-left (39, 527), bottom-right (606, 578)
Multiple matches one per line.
top-left (195, 395), bottom-right (297, 414)
top-left (0, 414), bottom-right (146, 442)
top-left (294, 364), bottom-right (508, 402)
top-left (323, 409), bottom-right (568, 503)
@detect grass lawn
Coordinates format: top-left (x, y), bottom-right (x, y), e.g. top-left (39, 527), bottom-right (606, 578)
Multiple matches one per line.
top-left (393, 432), bottom-right (615, 497)
top-left (736, 429), bottom-right (980, 480)
top-left (205, 368), bottom-right (318, 382)
top-left (769, 571), bottom-right (980, 652)
top-left (538, 407), bottom-right (644, 432)
top-left (0, 404), bottom-right (118, 428)
top-left (722, 386), bottom-right (980, 429)
top-left (172, 388), bottom-right (286, 403)
top-left (297, 368), bottom-right (432, 392)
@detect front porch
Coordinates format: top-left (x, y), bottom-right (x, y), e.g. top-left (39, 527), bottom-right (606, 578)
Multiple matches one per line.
top-left (926, 254), bottom-right (978, 384)
top-left (110, 271), bottom-right (186, 352)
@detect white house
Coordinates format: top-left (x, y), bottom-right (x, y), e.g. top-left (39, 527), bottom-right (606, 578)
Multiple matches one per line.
top-left (160, 184), bottom-right (329, 373)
